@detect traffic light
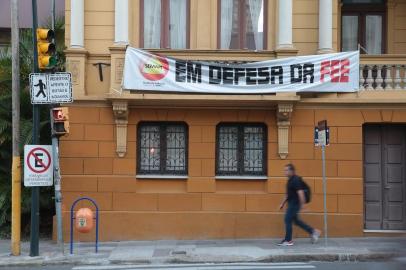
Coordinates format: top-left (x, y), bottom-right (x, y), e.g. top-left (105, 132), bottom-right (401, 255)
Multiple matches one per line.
top-left (52, 107), bottom-right (69, 136)
top-left (36, 28), bottom-right (56, 70)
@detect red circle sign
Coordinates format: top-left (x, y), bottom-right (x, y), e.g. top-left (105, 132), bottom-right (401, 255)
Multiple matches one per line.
top-left (27, 147), bottom-right (51, 173)
top-left (138, 55), bottom-right (169, 81)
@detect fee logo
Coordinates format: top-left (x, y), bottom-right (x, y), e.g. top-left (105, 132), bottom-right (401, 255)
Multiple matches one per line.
top-left (139, 55), bottom-right (169, 81)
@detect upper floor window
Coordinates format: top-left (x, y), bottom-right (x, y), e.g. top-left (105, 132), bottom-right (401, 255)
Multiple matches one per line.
top-left (141, 0), bottom-right (189, 49)
top-left (341, 0), bottom-right (386, 54)
top-left (216, 123), bottom-right (267, 176)
top-left (137, 122), bottom-right (188, 175)
top-left (219, 0), bottom-right (266, 50)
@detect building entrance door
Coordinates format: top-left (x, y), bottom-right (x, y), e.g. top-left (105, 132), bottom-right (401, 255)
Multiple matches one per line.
top-left (364, 125), bottom-right (406, 230)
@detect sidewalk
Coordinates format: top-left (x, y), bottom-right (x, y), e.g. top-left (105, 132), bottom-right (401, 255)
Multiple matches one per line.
top-left (0, 237), bottom-right (405, 267)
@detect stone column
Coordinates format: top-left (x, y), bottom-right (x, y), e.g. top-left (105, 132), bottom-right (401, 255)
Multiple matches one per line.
top-left (70, 0), bottom-right (84, 48)
top-left (115, 0), bottom-right (129, 44)
top-left (318, 0), bottom-right (334, 53)
top-left (277, 0), bottom-right (293, 49)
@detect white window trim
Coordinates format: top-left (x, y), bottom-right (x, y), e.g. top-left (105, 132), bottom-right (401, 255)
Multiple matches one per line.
top-left (215, 175), bottom-right (268, 180)
top-left (136, 174), bottom-right (188, 180)
top-left (363, 230), bottom-right (406, 233)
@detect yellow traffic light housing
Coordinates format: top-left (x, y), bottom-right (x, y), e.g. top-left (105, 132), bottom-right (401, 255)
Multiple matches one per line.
top-left (52, 107), bottom-right (69, 136)
top-left (36, 28), bottom-right (56, 70)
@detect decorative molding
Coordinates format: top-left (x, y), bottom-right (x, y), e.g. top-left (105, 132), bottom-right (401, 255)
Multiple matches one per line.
top-left (109, 45), bottom-right (127, 95)
top-left (66, 60), bottom-right (80, 85)
top-left (275, 48), bottom-right (299, 58)
top-left (112, 100), bottom-right (129, 157)
top-left (65, 48), bottom-right (88, 99)
top-left (115, 58), bottom-right (125, 83)
top-left (276, 103), bottom-right (294, 159)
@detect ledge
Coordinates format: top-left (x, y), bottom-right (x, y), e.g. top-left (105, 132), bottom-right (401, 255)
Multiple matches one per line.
top-left (106, 47), bottom-right (277, 61)
top-left (360, 54), bottom-right (406, 65)
top-left (105, 92), bottom-right (300, 108)
top-left (215, 176), bottom-right (268, 180)
top-left (363, 230), bottom-right (406, 233)
top-left (64, 48), bottom-right (89, 55)
top-left (136, 174), bottom-right (188, 180)
top-left (301, 91), bottom-right (406, 104)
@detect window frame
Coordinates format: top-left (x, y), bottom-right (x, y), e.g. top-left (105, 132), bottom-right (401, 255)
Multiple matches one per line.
top-left (341, 1), bottom-right (387, 54)
top-left (140, 0), bottom-right (190, 49)
top-left (217, 0), bottom-right (268, 50)
top-left (136, 121), bottom-right (189, 176)
top-left (215, 122), bottom-right (267, 177)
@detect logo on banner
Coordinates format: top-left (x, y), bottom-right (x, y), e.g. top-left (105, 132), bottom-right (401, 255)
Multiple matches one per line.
top-left (139, 55), bottom-right (169, 81)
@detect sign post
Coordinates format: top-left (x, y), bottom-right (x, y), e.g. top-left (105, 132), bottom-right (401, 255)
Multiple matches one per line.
top-left (317, 120), bottom-right (329, 246)
top-left (29, 71), bottom-right (71, 255)
top-left (50, 110), bottom-right (64, 254)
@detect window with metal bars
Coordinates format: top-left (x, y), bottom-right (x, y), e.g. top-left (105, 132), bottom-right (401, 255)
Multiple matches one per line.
top-left (137, 122), bottom-right (188, 175)
top-left (216, 123), bottom-right (267, 176)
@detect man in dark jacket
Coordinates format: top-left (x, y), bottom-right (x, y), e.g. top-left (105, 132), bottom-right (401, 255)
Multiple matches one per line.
top-left (278, 164), bottom-right (321, 246)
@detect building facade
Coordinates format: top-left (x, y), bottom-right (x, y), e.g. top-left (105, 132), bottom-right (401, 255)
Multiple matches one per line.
top-left (61, 0), bottom-right (406, 241)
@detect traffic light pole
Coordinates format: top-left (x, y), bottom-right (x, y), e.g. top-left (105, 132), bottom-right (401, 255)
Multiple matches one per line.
top-left (50, 108), bottom-right (64, 254)
top-left (30, 0), bottom-right (40, 257)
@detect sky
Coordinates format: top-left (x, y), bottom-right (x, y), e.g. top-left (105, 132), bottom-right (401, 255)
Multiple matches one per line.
top-left (0, 0), bottom-right (65, 28)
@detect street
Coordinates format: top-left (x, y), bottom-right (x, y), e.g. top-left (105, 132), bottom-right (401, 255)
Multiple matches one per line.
top-left (2, 260), bottom-right (406, 270)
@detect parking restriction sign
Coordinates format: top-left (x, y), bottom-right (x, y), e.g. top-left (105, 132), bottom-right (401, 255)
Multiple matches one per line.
top-left (24, 145), bottom-right (53, 187)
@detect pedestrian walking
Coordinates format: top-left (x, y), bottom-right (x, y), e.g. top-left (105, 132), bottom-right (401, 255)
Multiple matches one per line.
top-left (278, 163), bottom-right (321, 246)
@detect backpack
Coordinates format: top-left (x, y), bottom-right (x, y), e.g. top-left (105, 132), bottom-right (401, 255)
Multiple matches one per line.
top-left (299, 177), bottom-right (311, 203)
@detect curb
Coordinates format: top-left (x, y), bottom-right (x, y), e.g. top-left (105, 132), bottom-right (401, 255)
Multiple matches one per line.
top-left (165, 252), bottom-right (398, 264)
top-left (0, 252), bottom-right (399, 267)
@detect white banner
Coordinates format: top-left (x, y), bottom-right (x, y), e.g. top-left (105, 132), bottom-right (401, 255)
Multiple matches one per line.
top-left (122, 47), bottom-right (359, 94)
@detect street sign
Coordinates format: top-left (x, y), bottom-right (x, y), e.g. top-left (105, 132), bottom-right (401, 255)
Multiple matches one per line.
top-left (317, 120), bottom-right (328, 146)
top-left (29, 72), bottom-right (73, 104)
top-left (314, 127), bottom-right (330, 146)
top-left (24, 145), bottom-right (53, 187)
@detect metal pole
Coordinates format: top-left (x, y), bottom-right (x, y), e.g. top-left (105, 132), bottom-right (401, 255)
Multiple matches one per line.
top-left (30, 0), bottom-right (40, 257)
top-left (50, 0), bottom-right (63, 254)
top-left (50, 110), bottom-right (64, 254)
top-left (322, 145), bottom-right (328, 246)
top-left (11, 0), bottom-right (21, 256)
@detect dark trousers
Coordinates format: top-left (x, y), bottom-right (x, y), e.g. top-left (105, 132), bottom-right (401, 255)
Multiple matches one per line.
top-left (284, 203), bottom-right (313, 241)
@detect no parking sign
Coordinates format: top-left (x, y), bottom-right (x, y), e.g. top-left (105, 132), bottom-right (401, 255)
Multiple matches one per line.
top-left (24, 145), bottom-right (53, 187)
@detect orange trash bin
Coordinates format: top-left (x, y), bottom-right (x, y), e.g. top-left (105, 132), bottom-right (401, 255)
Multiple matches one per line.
top-left (75, 208), bottom-right (94, 233)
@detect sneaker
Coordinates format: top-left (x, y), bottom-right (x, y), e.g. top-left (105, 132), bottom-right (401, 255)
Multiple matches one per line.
top-left (277, 240), bottom-right (294, 246)
top-left (311, 229), bottom-right (321, 244)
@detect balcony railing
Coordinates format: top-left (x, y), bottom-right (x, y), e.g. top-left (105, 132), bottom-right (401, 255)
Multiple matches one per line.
top-left (360, 55), bottom-right (406, 90)
top-left (360, 64), bottom-right (406, 90)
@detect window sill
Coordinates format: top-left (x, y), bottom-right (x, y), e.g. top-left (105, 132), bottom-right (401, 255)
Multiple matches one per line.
top-left (215, 175), bottom-right (268, 180)
top-left (136, 174), bottom-right (188, 180)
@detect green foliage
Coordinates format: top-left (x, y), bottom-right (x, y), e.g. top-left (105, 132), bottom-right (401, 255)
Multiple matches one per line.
top-left (0, 17), bottom-right (65, 238)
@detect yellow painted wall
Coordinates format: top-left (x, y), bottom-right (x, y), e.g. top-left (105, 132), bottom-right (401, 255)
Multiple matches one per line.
top-left (61, 0), bottom-right (406, 241)
top-left (58, 105), bottom-right (406, 241)
top-left (394, 1), bottom-right (406, 53)
top-left (65, 0), bottom-right (115, 54)
top-left (65, 0), bottom-right (406, 55)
